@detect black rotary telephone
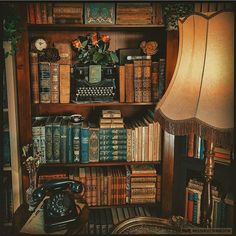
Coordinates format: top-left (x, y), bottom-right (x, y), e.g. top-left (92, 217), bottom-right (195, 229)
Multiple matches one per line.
top-left (32, 179), bottom-right (84, 233)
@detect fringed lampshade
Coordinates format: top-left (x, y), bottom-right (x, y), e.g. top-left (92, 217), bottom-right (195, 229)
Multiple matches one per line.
top-left (154, 11), bottom-right (234, 227)
top-left (155, 11), bottom-right (234, 148)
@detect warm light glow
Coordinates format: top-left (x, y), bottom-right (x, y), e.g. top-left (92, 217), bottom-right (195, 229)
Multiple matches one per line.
top-left (155, 11), bottom-right (234, 146)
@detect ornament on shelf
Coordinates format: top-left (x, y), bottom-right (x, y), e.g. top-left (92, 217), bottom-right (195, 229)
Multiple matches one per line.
top-left (140, 41), bottom-right (158, 56)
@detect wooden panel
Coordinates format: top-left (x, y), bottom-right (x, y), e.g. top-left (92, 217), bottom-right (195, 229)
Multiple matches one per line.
top-left (165, 31), bottom-right (179, 90)
top-left (15, 4), bottom-right (32, 145)
top-left (161, 131), bottom-right (175, 217)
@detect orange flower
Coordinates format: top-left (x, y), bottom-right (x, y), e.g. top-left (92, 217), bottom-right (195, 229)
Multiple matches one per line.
top-left (72, 39), bottom-right (82, 49)
top-left (91, 32), bottom-right (98, 45)
top-left (101, 34), bottom-right (110, 43)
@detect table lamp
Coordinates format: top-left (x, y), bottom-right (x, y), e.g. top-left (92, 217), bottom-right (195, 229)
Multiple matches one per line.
top-left (154, 11), bottom-right (234, 227)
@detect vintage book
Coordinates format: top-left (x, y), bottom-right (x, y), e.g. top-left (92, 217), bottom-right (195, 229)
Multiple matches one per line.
top-left (142, 59), bottom-right (152, 102)
top-left (54, 42), bottom-right (72, 65)
top-left (35, 3), bottom-right (42, 24)
top-left (99, 145), bottom-right (126, 152)
top-left (116, 207), bottom-right (125, 223)
top-left (125, 123), bottom-right (132, 162)
top-left (111, 207), bottom-right (119, 225)
top-left (130, 182), bottom-right (156, 189)
top-left (102, 110), bottom-right (121, 118)
top-left (96, 168), bottom-right (101, 206)
top-left (60, 117), bottom-right (68, 163)
top-left (41, 3), bottom-right (48, 24)
top-left (85, 167), bottom-right (92, 206)
top-left (39, 118), bottom-right (46, 164)
top-left (152, 2), bottom-right (164, 25)
top-left (47, 3), bottom-right (53, 24)
top-left (100, 209), bottom-right (108, 234)
top-left (84, 3), bottom-right (115, 24)
top-left (54, 18), bottom-right (82, 24)
top-left (187, 132), bottom-right (195, 157)
top-left (100, 118), bottom-right (124, 124)
top-left (99, 139), bottom-right (126, 146)
top-left (28, 3), bottom-right (36, 24)
top-left (131, 188), bottom-right (156, 195)
top-left (30, 52), bottom-right (39, 104)
top-left (80, 121), bottom-right (89, 164)
top-left (130, 198), bottom-right (156, 204)
top-left (66, 120), bottom-right (73, 163)
top-left (39, 62), bottom-right (51, 103)
top-left (151, 61), bottom-right (159, 102)
top-left (119, 65), bottom-right (125, 102)
top-left (52, 116), bottom-right (62, 163)
top-left (124, 63), bottom-right (134, 102)
top-left (133, 60), bottom-right (143, 102)
top-left (99, 123), bottom-right (124, 129)
top-left (32, 119), bottom-right (42, 160)
top-left (158, 58), bottom-right (166, 99)
top-left (88, 123), bottom-right (99, 163)
top-left (91, 167), bottom-right (97, 206)
top-left (50, 63), bottom-right (59, 103)
top-left (45, 116), bottom-right (54, 163)
top-left (131, 176), bottom-right (157, 183)
top-left (105, 208), bottom-right (114, 233)
top-left (99, 128), bottom-right (126, 136)
top-left (72, 122), bottom-right (81, 163)
top-left (59, 64), bottom-right (70, 103)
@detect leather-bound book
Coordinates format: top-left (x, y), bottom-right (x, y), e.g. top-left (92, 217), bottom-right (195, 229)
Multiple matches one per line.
top-left (59, 64), bottom-right (70, 103)
top-left (124, 63), bottom-right (134, 102)
top-left (119, 65), bottom-right (125, 102)
top-left (50, 63), bottom-right (59, 103)
top-left (30, 52), bottom-right (39, 103)
top-left (151, 61), bottom-right (159, 102)
top-left (133, 60), bottom-right (143, 102)
top-left (142, 59), bottom-right (152, 102)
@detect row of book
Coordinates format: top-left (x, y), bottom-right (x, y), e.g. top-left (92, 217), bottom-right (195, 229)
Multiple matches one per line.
top-left (185, 178), bottom-right (234, 228)
top-left (37, 165), bottom-right (161, 207)
top-left (87, 205), bottom-right (160, 235)
top-left (27, 2), bottom-right (163, 25)
top-left (119, 58), bottom-right (165, 103)
top-left (32, 110), bottom-right (161, 164)
top-left (187, 133), bottom-right (233, 165)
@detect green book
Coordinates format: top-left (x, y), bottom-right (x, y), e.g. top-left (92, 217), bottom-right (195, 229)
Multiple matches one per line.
top-left (88, 123), bottom-right (99, 162)
top-left (52, 116), bottom-right (63, 163)
top-left (45, 116), bottom-right (54, 163)
top-left (72, 122), bottom-right (81, 162)
top-left (60, 117), bottom-right (68, 163)
top-left (66, 120), bottom-right (73, 163)
top-left (80, 121), bottom-right (89, 164)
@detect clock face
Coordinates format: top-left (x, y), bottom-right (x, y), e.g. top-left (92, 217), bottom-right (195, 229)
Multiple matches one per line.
top-left (35, 38), bottom-right (47, 51)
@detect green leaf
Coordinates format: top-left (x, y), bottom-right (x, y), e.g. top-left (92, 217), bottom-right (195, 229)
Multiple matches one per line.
top-left (93, 52), bottom-right (104, 64)
top-left (110, 52), bottom-right (119, 63)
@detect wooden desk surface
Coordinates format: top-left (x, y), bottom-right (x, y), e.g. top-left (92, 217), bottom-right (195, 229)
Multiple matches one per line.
top-left (13, 200), bottom-right (89, 235)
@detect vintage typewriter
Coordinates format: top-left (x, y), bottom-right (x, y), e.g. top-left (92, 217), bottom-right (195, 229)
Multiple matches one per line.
top-left (72, 65), bottom-right (117, 102)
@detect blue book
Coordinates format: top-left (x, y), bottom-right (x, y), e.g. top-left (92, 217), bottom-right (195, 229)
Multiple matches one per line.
top-left (52, 116), bottom-right (62, 163)
top-left (80, 122), bottom-right (89, 164)
top-left (72, 122), bottom-right (81, 162)
top-left (66, 120), bottom-right (73, 163)
top-left (45, 116), bottom-right (54, 163)
top-left (192, 192), bottom-right (198, 224)
top-left (60, 117), bottom-right (68, 163)
top-left (200, 138), bottom-right (205, 160)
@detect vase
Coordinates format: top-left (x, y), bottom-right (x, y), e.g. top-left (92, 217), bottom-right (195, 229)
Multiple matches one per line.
top-left (25, 167), bottom-right (37, 211)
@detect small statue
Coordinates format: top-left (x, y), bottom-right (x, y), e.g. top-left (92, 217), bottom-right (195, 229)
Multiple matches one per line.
top-left (140, 41), bottom-right (158, 56)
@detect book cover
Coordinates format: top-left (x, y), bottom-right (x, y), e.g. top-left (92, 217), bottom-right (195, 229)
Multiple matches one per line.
top-left (80, 121), bottom-right (89, 164)
top-left (59, 64), bottom-right (70, 103)
top-left (151, 61), bottom-right (159, 102)
top-left (66, 120), bottom-right (73, 163)
top-left (158, 58), bottom-right (166, 99)
top-left (28, 3), bottom-right (36, 24)
top-left (50, 63), bottom-right (59, 103)
top-left (124, 63), bottom-right (134, 102)
top-left (32, 119), bottom-right (41, 160)
top-left (60, 117), bottom-right (68, 163)
top-left (45, 116), bottom-right (54, 163)
top-left (52, 116), bottom-right (62, 163)
top-left (142, 59), bottom-right (152, 102)
top-left (133, 60), bottom-right (143, 103)
top-left (88, 123), bottom-right (99, 163)
top-left (30, 52), bottom-right (39, 104)
top-left (39, 118), bottom-right (46, 164)
top-left (72, 122), bottom-right (81, 163)
top-left (119, 65), bottom-right (125, 102)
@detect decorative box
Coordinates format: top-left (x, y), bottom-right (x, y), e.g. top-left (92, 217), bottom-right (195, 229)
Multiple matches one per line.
top-left (84, 3), bottom-right (115, 24)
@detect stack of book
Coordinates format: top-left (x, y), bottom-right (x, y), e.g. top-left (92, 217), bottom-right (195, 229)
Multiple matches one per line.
top-left (214, 146), bottom-right (232, 165)
top-left (37, 172), bottom-right (67, 186)
top-left (116, 3), bottom-right (153, 24)
top-left (184, 178), bottom-right (235, 227)
top-left (52, 3), bottom-right (83, 24)
top-left (187, 133), bottom-right (205, 160)
top-left (87, 205), bottom-right (159, 234)
top-left (99, 110), bottom-right (127, 162)
top-left (119, 58), bottom-right (166, 103)
top-left (128, 164), bottom-right (160, 204)
top-left (27, 3), bottom-right (53, 24)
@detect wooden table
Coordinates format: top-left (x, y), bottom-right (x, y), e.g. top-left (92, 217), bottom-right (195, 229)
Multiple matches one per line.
top-left (13, 199), bottom-right (89, 235)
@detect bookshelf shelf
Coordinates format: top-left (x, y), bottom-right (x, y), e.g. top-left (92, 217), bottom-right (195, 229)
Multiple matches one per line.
top-left (39, 161), bottom-right (161, 168)
top-left (27, 24), bottom-right (165, 31)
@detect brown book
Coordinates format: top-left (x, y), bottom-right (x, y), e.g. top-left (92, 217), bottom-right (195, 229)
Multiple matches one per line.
top-left (35, 3), bottom-right (42, 24)
top-left (151, 61), bottom-right (159, 102)
top-left (28, 3), bottom-right (36, 24)
top-left (53, 13), bottom-right (83, 19)
top-left (119, 65), bottom-right (125, 103)
top-left (187, 132), bottom-right (195, 157)
top-left (50, 63), bottom-right (59, 103)
top-left (47, 3), bottom-right (53, 24)
top-left (142, 59), bottom-right (152, 102)
top-left (54, 42), bottom-right (72, 65)
top-left (153, 3), bottom-right (164, 25)
top-left (133, 60), bottom-right (143, 103)
top-left (85, 167), bottom-right (92, 206)
top-left (59, 64), bottom-right (70, 103)
top-left (54, 18), bottom-right (82, 24)
top-left (53, 6), bottom-right (83, 14)
top-left (125, 63), bottom-right (134, 102)
top-left (91, 167), bottom-right (97, 206)
top-left (30, 52), bottom-right (39, 104)
top-left (41, 3), bottom-right (48, 24)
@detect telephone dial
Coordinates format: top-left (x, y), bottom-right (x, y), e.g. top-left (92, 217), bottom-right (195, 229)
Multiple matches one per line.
top-left (32, 179), bottom-right (84, 233)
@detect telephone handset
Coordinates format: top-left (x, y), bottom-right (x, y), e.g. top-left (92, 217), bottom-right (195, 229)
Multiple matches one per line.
top-left (32, 179), bottom-right (84, 233)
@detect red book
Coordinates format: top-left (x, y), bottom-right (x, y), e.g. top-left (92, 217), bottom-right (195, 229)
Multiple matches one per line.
top-left (187, 190), bottom-right (194, 222)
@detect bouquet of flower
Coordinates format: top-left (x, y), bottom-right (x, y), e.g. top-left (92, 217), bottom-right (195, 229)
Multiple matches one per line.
top-left (22, 144), bottom-right (40, 173)
top-left (72, 32), bottom-right (118, 65)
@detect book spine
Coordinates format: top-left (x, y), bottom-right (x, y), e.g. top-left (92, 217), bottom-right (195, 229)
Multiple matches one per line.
top-left (54, 18), bottom-right (82, 24)
top-left (30, 52), bottom-right (39, 104)
top-left (99, 145), bottom-right (127, 151)
top-left (45, 117), bottom-right (53, 163)
top-left (35, 3), bottom-right (42, 24)
top-left (125, 63), bottom-right (134, 102)
top-left (39, 62), bottom-right (51, 103)
top-left (60, 118), bottom-right (67, 163)
top-left (126, 126), bottom-right (132, 162)
top-left (187, 132), bottom-right (195, 157)
top-left (41, 3), bottom-right (48, 24)
top-left (133, 60), bottom-right (143, 102)
top-left (119, 65), bottom-right (125, 102)
top-left (81, 126), bottom-right (89, 164)
top-left (28, 3), bottom-right (36, 24)
top-left (50, 63), bottom-right (59, 103)
top-left (59, 64), bottom-right (70, 103)
top-left (88, 127), bottom-right (99, 162)
top-left (99, 140), bottom-right (126, 146)
top-left (40, 121), bottom-right (46, 164)
top-left (99, 128), bottom-right (127, 136)
top-left (158, 58), bottom-right (166, 99)
top-left (66, 121), bottom-right (73, 163)
top-left (32, 121), bottom-right (41, 161)
top-left (52, 117), bottom-right (61, 163)
top-left (72, 123), bottom-right (81, 162)
top-left (151, 61), bottom-right (159, 102)
top-left (47, 3), bottom-right (53, 24)
top-left (142, 59), bottom-right (152, 102)
top-left (187, 190), bottom-right (194, 223)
